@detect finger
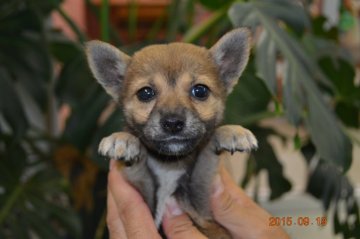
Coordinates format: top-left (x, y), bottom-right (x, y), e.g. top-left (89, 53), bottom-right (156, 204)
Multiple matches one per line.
top-left (219, 164), bottom-right (255, 204)
top-left (211, 166), bottom-right (289, 239)
top-left (108, 160), bottom-right (160, 239)
top-left (107, 190), bottom-right (127, 239)
top-left (162, 197), bottom-right (207, 239)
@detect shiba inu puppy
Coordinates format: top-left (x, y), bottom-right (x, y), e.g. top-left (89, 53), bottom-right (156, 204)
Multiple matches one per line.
top-left (86, 28), bottom-right (257, 239)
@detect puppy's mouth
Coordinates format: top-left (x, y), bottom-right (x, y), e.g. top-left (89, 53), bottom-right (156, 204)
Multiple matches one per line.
top-left (151, 136), bottom-right (199, 156)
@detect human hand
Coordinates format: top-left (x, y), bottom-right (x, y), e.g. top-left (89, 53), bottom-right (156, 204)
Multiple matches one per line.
top-left (209, 164), bottom-right (290, 239)
top-left (161, 164), bottom-right (289, 239)
top-left (107, 160), bottom-right (160, 239)
top-left (107, 160), bottom-right (204, 239)
top-left (107, 160), bottom-right (289, 239)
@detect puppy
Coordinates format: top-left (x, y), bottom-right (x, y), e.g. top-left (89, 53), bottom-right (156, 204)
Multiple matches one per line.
top-left (86, 28), bottom-right (257, 239)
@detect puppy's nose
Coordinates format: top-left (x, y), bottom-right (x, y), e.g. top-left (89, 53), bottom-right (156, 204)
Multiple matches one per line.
top-left (161, 116), bottom-right (185, 134)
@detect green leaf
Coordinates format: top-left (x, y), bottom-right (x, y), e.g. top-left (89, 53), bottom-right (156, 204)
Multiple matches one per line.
top-left (301, 34), bottom-right (351, 66)
top-left (335, 102), bottom-right (359, 128)
top-left (293, 132), bottom-right (301, 149)
top-left (24, 211), bottom-right (62, 239)
top-left (228, 0), bottom-right (310, 33)
top-left (0, 9), bottom-right (41, 33)
top-left (312, 16), bottom-right (338, 40)
top-left (224, 58), bottom-right (271, 125)
top-left (241, 127), bottom-right (292, 200)
top-left (305, 90), bottom-right (353, 171)
top-left (49, 32), bottom-right (91, 104)
top-left (0, 0), bottom-right (25, 19)
top-left (29, 195), bottom-right (81, 239)
top-left (0, 139), bottom-right (27, 188)
top-left (318, 57), bottom-right (360, 104)
top-left (166, 0), bottom-right (183, 41)
top-left (8, 215), bottom-right (31, 239)
top-left (63, 86), bottom-right (110, 151)
top-left (28, 0), bottom-right (63, 16)
top-left (0, 8), bottom-right (53, 111)
top-left (282, 62), bottom-right (304, 126)
top-left (55, 53), bottom-right (94, 105)
top-left (49, 32), bottom-right (84, 63)
top-left (303, 142), bottom-right (360, 238)
top-left (0, 68), bottom-right (28, 138)
top-left (334, 210), bottom-right (342, 234)
top-left (339, 9), bottom-right (356, 32)
top-left (255, 31), bottom-right (277, 95)
top-left (0, 35), bottom-right (51, 111)
top-left (0, 162), bottom-right (77, 238)
top-left (229, 1), bottom-right (353, 171)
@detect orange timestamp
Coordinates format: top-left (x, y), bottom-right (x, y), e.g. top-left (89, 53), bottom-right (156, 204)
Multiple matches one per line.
top-left (269, 216), bottom-right (328, 227)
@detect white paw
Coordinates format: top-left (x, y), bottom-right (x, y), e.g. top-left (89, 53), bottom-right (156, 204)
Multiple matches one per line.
top-left (98, 132), bottom-right (142, 166)
top-left (213, 125), bottom-right (258, 154)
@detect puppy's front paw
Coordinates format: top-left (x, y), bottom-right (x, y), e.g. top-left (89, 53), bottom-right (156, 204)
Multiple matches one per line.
top-left (213, 125), bottom-right (258, 154)
top-left (98, 132), bottom-right (142, 166)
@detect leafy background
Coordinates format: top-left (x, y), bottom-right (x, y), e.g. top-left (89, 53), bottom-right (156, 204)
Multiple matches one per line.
top-left (0, 0), bottom-right (359, 238)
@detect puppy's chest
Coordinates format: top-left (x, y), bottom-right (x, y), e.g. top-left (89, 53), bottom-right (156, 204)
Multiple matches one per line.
top-left (147, 157), bottom-right (186, 227)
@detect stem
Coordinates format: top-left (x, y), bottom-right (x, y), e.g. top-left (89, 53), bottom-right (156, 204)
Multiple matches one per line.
top-left (146, 14), bottom-right (165, 41)
top-left (56, 7), bottom-right (87, 43)
top-left (0, 184), bottom-right (24, 225)
top-left (183, 5), bottom-right (229, 43)
top-left (100, 0), bottom-right (110, 42)
top-left (84, 0), bottom-right (122, 45)
top-left (166, 0), bottom-right (181, 41)
top-left (128, 0), bottom-right (138, 42)
top-left (94, 210), bottom-right (107, 239)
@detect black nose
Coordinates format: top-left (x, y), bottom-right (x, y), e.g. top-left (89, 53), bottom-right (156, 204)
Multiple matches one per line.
top-left (161, 116), bottom-right (185, 134)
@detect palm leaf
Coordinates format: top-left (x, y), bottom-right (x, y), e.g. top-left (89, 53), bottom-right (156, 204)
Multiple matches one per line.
top-left (229, 0), bottom-right (352, 171)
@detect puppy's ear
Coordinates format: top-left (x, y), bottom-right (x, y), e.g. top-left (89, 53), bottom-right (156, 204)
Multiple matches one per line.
top-left (210, 28), bottom-right (251, 94)
top-left (86, 41), bottom-right (130, 100)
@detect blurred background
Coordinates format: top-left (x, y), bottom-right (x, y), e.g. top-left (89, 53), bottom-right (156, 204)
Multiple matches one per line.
top-left (0, 0), bottom-right (359, 238)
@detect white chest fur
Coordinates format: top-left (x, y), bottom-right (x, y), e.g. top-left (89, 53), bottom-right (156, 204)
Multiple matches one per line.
top-left (147, 157), bottom-right (186, 227)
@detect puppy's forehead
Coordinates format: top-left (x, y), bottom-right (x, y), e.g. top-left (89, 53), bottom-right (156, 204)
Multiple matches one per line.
top-left (126, 43), bottom-right (219, 81)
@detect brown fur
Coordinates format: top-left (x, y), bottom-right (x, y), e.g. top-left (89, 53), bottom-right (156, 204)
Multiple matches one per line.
top-left (86, 29), bottom-right (256, 239)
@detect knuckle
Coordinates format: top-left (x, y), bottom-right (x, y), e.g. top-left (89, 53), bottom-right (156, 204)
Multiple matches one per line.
top-left (126, 227), bottom-right (145, 238)
top-left (167, 217), bottom-right (196, 238)
top-left (118, 200), bottom-right (138, 218)
top-left (106, 215), bottom-right (122, 237)
top-left (216, 192), bottom-right (235, 218)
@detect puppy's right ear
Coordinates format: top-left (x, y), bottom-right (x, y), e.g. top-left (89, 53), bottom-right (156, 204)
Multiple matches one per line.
top-left (85, 41), bottom-right (130, 101)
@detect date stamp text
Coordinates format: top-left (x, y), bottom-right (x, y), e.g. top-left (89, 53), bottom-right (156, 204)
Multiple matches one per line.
top-left (269, 216), bottom-right (328, 227)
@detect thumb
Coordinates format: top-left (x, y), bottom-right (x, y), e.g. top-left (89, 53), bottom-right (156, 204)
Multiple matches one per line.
top-left (162, 197), bottom-right (207, 239)
top-left (211, 168), bottom-right (291, 239)
top-left (211, 174), bottom-right (241, 227)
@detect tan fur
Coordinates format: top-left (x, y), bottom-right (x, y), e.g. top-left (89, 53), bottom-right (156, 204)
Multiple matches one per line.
top-left (125, 43), bottom-right (221, 84)
top-left (122, 44), bottom-right (227, 127)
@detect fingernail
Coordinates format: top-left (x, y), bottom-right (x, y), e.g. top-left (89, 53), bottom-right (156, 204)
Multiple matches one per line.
top-left (212, 174), bottom-right (224, 198)
top-left (166, 197), bottom-right (183, 217)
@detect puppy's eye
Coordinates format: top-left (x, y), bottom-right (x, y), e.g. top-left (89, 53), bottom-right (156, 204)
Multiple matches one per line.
top-left (191, 84), bottom-right (209, 100)
top-left (137, 87), bottom-right (156, 102)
